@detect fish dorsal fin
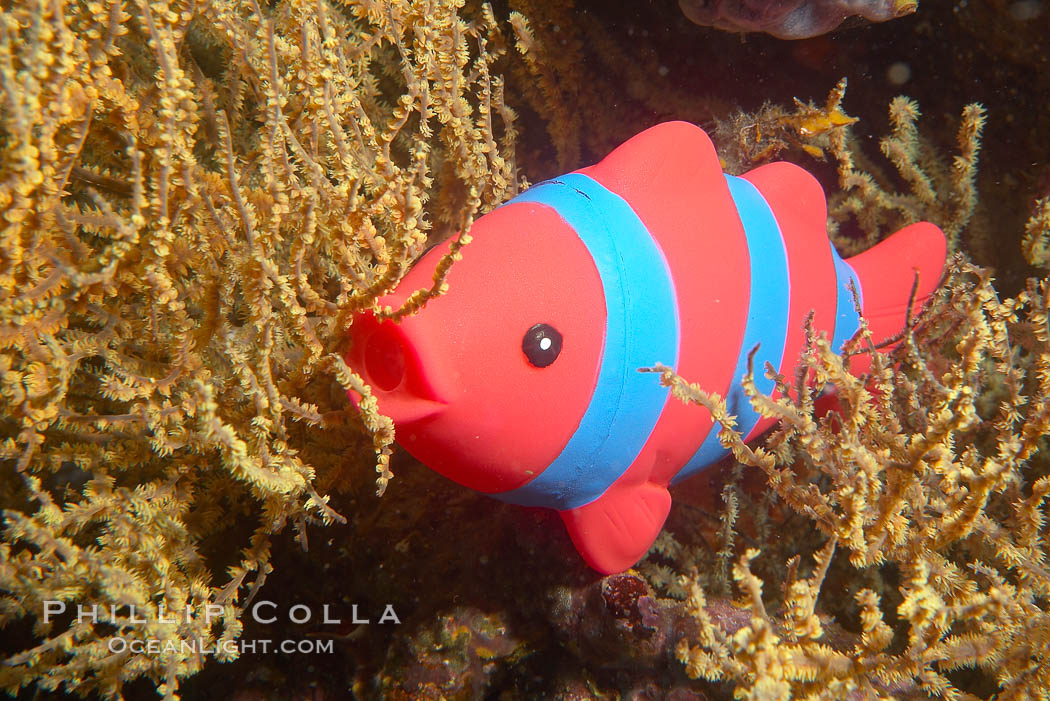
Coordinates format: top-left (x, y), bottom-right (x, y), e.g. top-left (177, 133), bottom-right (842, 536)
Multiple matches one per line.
top-left (578, 121), bottom-right (727, 210)
top-left (560, 482), bottom-right (672, 574)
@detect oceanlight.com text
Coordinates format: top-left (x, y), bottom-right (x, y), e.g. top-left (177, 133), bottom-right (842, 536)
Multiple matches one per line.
top-left (107, 637), bottom-right (335, 655)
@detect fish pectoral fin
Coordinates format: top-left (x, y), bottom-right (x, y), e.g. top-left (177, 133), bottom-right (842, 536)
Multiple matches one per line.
top-left (559, 482), bottom-right (672, 575)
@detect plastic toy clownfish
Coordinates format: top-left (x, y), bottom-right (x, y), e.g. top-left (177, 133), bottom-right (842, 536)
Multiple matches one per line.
top-left (346, 122), bottom-right (947, 575)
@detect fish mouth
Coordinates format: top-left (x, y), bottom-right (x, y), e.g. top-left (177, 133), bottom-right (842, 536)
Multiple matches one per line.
top-left (346, 313), bottom-right (447, 424)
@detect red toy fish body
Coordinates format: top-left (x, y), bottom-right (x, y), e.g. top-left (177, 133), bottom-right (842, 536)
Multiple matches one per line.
top-left (346, 122), bottom-right (946, 574)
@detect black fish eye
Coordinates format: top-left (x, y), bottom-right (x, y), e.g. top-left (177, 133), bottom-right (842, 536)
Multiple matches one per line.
top-left (522, 323), bottom-right (562, 368)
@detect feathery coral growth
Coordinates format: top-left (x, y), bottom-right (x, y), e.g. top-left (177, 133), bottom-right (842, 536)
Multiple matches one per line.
top-left (1022, 197), bottom-right (1050, 269)
top-left (654, 258), bottom-right (1050, 699)
top-left (0, 0), bottom-right (521, 696)
top-left (506, 0), bottom-right (726, 175)
top-left (828, 96), bottom-right (986, 256)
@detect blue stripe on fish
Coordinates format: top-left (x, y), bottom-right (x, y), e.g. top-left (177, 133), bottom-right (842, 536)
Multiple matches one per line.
top-left (831, 249), bottom-right (863, 352)
top-left (674, 174), bottom-right (791, 483)
top-left (493, 174), bottom-right (680, 510)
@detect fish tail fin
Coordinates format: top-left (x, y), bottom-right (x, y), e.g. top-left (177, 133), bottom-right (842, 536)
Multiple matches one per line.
top-left (844, 221), bottom-right (947, 359)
